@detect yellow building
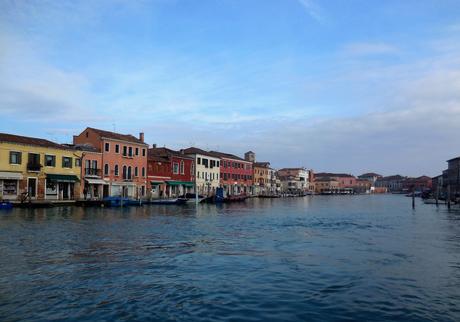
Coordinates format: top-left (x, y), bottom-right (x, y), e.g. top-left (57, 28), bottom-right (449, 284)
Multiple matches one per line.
top-left (0, 133), bottom-right (82, 201)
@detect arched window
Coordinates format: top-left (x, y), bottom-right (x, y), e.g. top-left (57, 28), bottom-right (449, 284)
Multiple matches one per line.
top-left (127, 166), bottom-right (132, 179)
top-left (104, 164), bottom-right (109, 176)
top-left (142, 167), bottom-right (145, 177)
top-left (134, 167), bottom-right (138, 177)
top-left (114, 165), bottom-right (119, 176)
top-left (122, 166), bottom-right (127, 179)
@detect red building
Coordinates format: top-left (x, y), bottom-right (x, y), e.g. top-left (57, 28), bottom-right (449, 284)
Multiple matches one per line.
top-left (209, 151), bottom-right (253, 196)
top-left (73, 127), bottom-right (148, 199)
top-left (147, 147), bottom-right (195, 198)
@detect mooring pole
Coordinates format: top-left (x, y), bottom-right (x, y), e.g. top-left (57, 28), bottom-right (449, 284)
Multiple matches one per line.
top-left (435, 185), bottom-right (439, 207)
top-left (412, 190), bottom-right (415, 209)
top-left (447, 185), bottom-right (451, 210)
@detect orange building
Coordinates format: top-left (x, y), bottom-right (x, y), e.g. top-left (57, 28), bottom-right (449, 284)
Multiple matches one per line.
top-left (73, 127), bottom-right (148, 199)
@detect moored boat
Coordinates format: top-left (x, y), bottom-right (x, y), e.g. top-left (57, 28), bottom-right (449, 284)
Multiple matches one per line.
top-left (0, 201), bottom-right (13, 210)
top-left (148, 198), bottom-right (187, 205)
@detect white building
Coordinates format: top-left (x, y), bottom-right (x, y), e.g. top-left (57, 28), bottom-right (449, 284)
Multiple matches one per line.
top-left (182, 147), bottom-right (221, 196)
top-left (277, 168), bottom-right (311, 193)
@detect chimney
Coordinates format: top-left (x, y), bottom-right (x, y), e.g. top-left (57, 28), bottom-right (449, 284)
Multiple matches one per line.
top-left (152, 144), bottom-right (157, 148)
top-left (139, 132), bottom-right (144, 142)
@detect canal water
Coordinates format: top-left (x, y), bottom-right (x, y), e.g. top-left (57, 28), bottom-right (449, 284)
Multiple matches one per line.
top-left (1, 195), bottom-right (459, 321)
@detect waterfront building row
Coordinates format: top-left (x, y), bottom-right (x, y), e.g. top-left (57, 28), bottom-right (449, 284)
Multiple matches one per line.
top-left (0, 129), bottom-right (314, 202)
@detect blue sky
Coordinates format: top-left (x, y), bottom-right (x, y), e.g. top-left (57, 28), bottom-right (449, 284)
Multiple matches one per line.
top-left (1, 0), bottom-right (460, 176)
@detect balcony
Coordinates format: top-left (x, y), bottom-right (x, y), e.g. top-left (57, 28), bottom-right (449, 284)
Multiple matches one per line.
top-left (85, 168), bottom-right (101, 177)
top-left (27, 163), bottom-right (42, 172)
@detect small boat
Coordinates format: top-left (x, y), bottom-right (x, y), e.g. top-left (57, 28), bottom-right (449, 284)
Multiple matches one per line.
top-left (0, 201), bottom-right (13, 210)
top-left (103, 197), bottom-right (136, 207)
top-left (179, 193), bottom-right (206, 203)
top-left (149, 198), bottom-right (187, 205)
top-left (423, 198), bottom-right (445, 205)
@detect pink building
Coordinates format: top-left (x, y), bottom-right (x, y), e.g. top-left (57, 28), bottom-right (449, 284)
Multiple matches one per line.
top-left (73, 127), bottom-right (148, 199)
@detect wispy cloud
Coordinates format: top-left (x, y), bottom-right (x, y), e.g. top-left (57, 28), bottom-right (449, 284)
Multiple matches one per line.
top-left (342, 42), bottom-right (399, 56)
top-left (296, 0), bottom-right (324, 23)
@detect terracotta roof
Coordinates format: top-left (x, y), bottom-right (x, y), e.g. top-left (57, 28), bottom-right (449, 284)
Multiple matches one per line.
top-left (278, 167), bottom-right (307, 171)
top-left (148, 147), bottom-right (193, 160)
top-left (359, 172), bottom-right (382, 177)
top-left (208, 150), bottom-right (247, 162)
top-left (254, 162), bottom-right (271, 168)
top-left (0, 132), bottom-right (73, 150)
top-left (377, 175), bottom-right (406, 181)
top-left (87, 127), bottom-right (146, 145)
top-left (315, 172), bottom-right (355, 178)
top-left (182, 147), bottom-right (218, 158)
top-left (63, 143), bottom-right (99, 152)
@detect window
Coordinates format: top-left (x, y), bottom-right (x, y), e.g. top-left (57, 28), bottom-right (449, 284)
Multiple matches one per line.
top-left (216, 174), bottom-right (219, 180)
top-left (197, 171), bottom-right (200, 178)
top-left (9, 151), bottom-right (22, 164)
top-left (203, 158), bottom-right (208, 168)
top-left (127, 166), bottom-right (132, 179)
top-left (173, 162), bottom-right (179, 174)
top-left (45, 155), bottom-right (56, 167)
top-left (62, 157), bottom-right (72, 168)
top-left (191, 162), bottom-right (195, 175)
top-left (104, 164), bottom-right (109, 176)
top-left (105, 142), bottom-right (110, 152)
top-left (217, 161), bottom-right (220, 167)
top-left (197, 157), bottom-right (201, 165)
top-left (180, 161), bottom-right (184, 174)
top-left (91, 160), bottom-right (98, 169)
top-left (122, 166), bottom-right (127, 179)
top-left (115, 144), bottom-right (120, 153)
top-left (142, 167), bottom-right (145, 177)
top-left (75, 158), bottom-right (81, 167)
top-left (114, 165), bottom-right (119, 176)
top-left (135, 148), bottom-right (139, 156)
top-left (123, 146), bottom-right (127, 156)
top-left (128, 147), bottom-right (133, 157)
top-left (135, 167), bottom-right (138, 177)
top-left (86, 131), bottom-right (89, 138)
top-left (142, 149), bottom-right (146, 157)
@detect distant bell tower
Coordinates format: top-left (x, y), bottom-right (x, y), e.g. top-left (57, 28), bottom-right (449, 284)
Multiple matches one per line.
top-left (244, 151), bottom-right (256, 162)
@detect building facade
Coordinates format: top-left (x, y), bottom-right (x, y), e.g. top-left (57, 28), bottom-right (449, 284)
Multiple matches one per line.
top-left (147, 147), bottom-right (195, 199)
top-left (277, 168), bottom-right (311, 193)
top-left (0, 133), bottom-right (82, 201)
top-left (183, 147), bottom-right (220, 195)
top-left (209, 151), bottom-right (253, 196)
top-left (73, 127), bottom-right (148, 199)
top-left (253, 162), bottom-right (272, 195)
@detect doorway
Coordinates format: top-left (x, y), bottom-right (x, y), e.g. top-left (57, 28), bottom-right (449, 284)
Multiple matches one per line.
top-left (27, 178), bottom-right (37, 198)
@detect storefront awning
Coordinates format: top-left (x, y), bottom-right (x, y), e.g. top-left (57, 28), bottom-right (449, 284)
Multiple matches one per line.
top-left (85, 178), bottom-right (109, 185)
top-left (166, 180), bottom-right (194, 187)
top-left (47, 174), bottom-right (79, 182)
top-left (150, 180), bottom-right (164, 185)
top-left (111, 182), bottom-right (136, 186)
top-left (0, 172), bottom-right (23, 180)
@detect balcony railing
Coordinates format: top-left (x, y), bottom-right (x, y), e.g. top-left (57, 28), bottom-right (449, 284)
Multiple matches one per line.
top-left (85, 168), bottom-right (101, 176)
top-left (27, 163), bottom-right (42, 172)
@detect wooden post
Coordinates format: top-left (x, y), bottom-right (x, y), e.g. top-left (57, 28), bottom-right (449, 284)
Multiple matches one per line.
top-left (412, 190), bottom-right (415, 209)
top-left (447, 185), bottom-right (451, 210)
top-left (435, 185), bottom-right (439, 207)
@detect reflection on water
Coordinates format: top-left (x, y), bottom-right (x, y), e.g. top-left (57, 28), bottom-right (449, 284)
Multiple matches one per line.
top-left (1, 195), bottom-right (460, 321)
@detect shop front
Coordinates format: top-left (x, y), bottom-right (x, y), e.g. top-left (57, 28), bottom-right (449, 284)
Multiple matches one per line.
top-left (111, 182), bottom-right (136, 198)
top-left (165, 180), bottom-right (194, 197)
top-left (0, 172), bottom-right (23, 200)
top-left (83, 178), bottom-right (109, 200)
top-left (46, 174), bottom-right (79, 200)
